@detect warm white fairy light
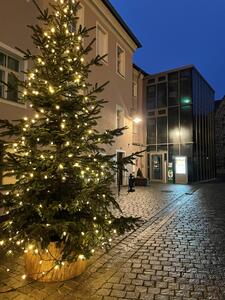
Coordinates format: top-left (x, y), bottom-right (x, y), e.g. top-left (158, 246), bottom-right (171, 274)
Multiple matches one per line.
top-left (49, 86), bottom-right (55, 94)
top-left (78, 254), bottom-right (85, 260)
top-left (28, 244), bottom-right (34, 250)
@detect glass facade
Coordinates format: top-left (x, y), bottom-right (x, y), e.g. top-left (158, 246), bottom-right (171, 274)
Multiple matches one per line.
top-left (146, 67), bottom-right (215, 182)
top-left (192, 68), bottom-right (215, 181)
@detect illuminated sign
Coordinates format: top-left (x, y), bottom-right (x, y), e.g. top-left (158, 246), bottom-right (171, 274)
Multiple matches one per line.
top-left (175, 156), bottom-right (187, 175)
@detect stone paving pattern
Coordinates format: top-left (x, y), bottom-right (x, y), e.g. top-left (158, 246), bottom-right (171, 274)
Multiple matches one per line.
top-left (1, 182), bottom-right (225, 299)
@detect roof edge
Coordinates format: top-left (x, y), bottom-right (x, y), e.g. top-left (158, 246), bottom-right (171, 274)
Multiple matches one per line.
top-left (102, 0), bottom-right (142, 48)
top-left (146, 64), bottom-right (215, 93)
top-left (133, 63), bottom-right (148, 76)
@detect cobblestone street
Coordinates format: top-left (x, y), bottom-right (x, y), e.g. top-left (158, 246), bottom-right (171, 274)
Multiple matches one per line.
top-left (1, 182), bottom-right (225, 300)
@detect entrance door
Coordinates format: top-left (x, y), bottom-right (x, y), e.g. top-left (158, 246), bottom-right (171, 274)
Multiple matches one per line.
top-left (150, 152), bottom-right (167, 182)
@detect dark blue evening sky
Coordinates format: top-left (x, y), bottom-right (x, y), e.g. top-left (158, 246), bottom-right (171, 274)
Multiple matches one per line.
top-left (110, 0), bottom-right (225, 99)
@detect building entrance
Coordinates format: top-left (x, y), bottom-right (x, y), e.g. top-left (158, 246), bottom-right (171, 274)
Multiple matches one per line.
top-left (150, 152), bottom-right (167, 182)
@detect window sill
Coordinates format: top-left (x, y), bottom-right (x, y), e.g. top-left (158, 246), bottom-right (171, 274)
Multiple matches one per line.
top-left (116, 71), bottom-right (125, 80)
top-left (0, 98), bottom-right (26, 108)
top-left (101, 58), bottom-right (108, 66)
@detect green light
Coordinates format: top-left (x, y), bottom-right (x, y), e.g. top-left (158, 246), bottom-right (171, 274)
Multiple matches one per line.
top-left (181, 97), bottom-right (191, 104)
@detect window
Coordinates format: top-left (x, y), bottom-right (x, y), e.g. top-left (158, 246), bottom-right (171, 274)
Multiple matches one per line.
top-left (0, 143), bottom-right (3, 186)
top-left (180, 69), bottom-right (192, 105)
top-left (158, 76), bottom-right (166, 82)
top-left (116, 105), bottom-right (124, 128)
top-left (96, 23), bottom-right (108, 63)
top-left (146, 85), bottom-right (156, 110)
top-left (157, 82), bottom-right (167, 108)
top-left (148, 78), bottom-right (155, 84)
top-left (147, 117), bottom-right (156, 145)
top-left (0, 70), bottom-right (4, 98)
top-left (116, 44), bottom-right (125, 77)
top-left (77, 4), bottom-right (84, 29)
top-left (168, 72), bottom-right (178, 106)
top-left (168, 106), bottom-right (179, 144)
top-left (132, 81), bottom-right (137, 97)
top-left (69, 3), bottom-right (84, 33)
top-left (133, 122), bottom-right (138, 135)
top-left (157, 116), bottom-right (167, 144)
top-left (0, 49), bottom-right (21, 102)
top-left (148, 111), bottom-right (156, 117)
top-left (180, 104), bottom-right (193, 144)
top-left (158, 109), bottom-right (167, 116)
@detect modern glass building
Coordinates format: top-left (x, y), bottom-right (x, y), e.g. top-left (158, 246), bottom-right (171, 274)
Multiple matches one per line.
top-left (145, 65), bottom-right (215, 183)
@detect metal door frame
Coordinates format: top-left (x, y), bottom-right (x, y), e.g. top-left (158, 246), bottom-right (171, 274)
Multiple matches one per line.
top-left (150, 151), bottom-right (168, 183)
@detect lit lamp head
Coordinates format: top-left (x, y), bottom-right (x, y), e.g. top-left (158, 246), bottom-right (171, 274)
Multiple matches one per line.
top-left (133, 116), bottom-right (142, 124)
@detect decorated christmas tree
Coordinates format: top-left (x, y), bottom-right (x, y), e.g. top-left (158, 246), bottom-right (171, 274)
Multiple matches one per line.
top-left (0, 0), bottom-right (140, 281)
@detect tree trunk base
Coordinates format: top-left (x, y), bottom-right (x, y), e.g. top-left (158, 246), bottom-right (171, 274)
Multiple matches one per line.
top-left (24, 243), bottom-right (87, 282)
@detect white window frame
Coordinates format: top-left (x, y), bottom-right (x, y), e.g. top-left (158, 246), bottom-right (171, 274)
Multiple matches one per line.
top-left (132, 122), bottom-right (138, 135)
top-left (0, 41), bottom-right (27, 108)
top-left (77, 3), bottom-right (84, 31)
top-left (96, 22), bottom-right (108, 64)
top-left (116, 43), bottom-right (125, 78)
top-left (132, 81), bottom-right (137, 97)
top-left (116, 104), bottom-right (124, 129)
top-left (69, 3), bottom-right (84, 33)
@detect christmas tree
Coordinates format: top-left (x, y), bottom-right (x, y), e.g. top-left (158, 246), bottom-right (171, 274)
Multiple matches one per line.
top-left (0, 0), bottom-right (140, 279)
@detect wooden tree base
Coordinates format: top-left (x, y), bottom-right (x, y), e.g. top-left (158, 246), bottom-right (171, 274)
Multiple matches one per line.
top-left (24, 243), bottom-right (87, 282)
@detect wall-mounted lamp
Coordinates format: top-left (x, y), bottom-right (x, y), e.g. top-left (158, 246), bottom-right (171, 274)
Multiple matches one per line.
top-left (133, 116), bottom-right (142, 124)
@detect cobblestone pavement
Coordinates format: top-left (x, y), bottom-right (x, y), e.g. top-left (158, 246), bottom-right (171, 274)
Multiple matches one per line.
top-left (1, 182), bottom-right (225, 299)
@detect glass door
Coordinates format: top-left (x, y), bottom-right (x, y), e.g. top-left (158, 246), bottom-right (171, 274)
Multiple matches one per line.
top-left (150, 152), bottom-right (168, 182)
top-left (151, 154), bottom-right (163, 181)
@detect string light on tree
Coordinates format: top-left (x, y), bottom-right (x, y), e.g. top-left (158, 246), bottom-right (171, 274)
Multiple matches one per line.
top-left (0, 0), bottom-right (141, 283)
